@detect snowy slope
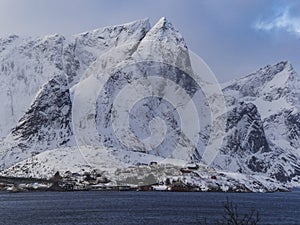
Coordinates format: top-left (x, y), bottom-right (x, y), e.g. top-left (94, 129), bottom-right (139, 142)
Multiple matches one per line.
top-left (0, 34), bottom-right (67, 138)
top-left (1, 145), bottom-right (289, 192)
top-left (0, 19), bottom-right (150, 139)
top-left (0, 19), bottom-right (151, 168)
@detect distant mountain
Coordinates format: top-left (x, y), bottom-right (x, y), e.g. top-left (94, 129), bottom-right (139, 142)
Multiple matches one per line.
top-left (0, 18), bottom-right (299, 190)
top-left (213, 61), bottom-right (300, 183)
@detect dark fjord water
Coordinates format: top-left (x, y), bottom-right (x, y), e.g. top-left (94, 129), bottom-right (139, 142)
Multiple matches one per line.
top-left (0, 190), bottom-right (299, 225)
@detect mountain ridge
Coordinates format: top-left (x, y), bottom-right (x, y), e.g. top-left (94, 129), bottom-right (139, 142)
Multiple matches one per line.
top-left (0, 17), bottom-right (299, 191)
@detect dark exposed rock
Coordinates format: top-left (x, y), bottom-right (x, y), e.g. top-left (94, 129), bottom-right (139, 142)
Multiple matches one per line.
top-left (11, 74), bottom-right (73, 150)
top-left (222, 102), bottom-right (270, 155)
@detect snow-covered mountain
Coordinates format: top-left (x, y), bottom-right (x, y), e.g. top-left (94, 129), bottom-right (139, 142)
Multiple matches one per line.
top-left (0, 18), bottom-right (299, 190)
top-left (0, 18), bottom-right (150, 168)
top-left (0, 19), bottom-right (150, 139)
top-left (212, 61), bottom-right (300, 183)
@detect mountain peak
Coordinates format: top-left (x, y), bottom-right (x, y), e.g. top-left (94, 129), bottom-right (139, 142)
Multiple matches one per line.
top-left (141, 17), bottom-right (186, 48)
top-left (155, 17), bottom-right (168, 27)
top-left (75, 18), bottom-right (150, 39)
top-left (224, 61), bottom-right (296, 89)
top-left (255, 61), bottom-right (298, 87)
top-left (260, 61), bottom-right (292, 75)
top-left (131, 17), bottom-right (191, 73)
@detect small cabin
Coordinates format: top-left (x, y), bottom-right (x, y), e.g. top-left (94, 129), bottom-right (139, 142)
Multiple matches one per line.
top-left (186, 163), bottom-right (199, 170)
top-left (149, 161), bottom-right (158, 166)
top-left (180, 168), bottom-right (192, 174)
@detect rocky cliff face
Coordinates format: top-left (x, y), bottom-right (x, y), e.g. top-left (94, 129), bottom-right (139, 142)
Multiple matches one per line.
top-left (212, 61), bottom-right (300, 183)
top-left (93, 17), bottom-right (209, 162)
top-left (11, 74), bottom-right (73, 149)
top-left (222, 102), bottom-right (270, 155)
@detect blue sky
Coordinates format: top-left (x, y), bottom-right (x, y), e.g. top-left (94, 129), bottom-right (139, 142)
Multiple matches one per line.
top-left (0, 0), bottom-right (299, 82)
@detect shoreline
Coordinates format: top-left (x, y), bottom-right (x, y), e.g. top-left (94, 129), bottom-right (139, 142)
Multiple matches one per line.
top-left (0, 170), bottom-right (293, 193)
top-left (1, 183), bottom-right (291, 194)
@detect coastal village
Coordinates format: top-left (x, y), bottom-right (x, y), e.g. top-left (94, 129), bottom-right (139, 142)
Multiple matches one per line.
top-left (0, 162), bottom-right (289, 193)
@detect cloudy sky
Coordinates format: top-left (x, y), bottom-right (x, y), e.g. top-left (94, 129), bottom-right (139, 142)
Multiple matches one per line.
top-left (0, 0), bottom-right (299, 82)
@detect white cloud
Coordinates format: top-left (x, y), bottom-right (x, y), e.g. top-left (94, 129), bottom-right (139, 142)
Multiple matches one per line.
top-left (255, 7), bottom-right (300, 37)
